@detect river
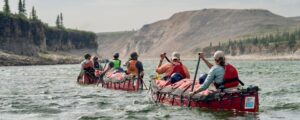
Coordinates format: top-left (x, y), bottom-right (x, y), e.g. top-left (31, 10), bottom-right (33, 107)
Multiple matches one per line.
top-left (0, 60), bottom-right (300, 120)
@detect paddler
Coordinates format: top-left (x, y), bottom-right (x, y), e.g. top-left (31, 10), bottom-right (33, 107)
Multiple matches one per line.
top-left (189, 51), bottom-right (243, 96)
top-left (125, 52), bottom-right (145, 89)
top-left (126, 52), bottom-right (144, 77)
top-left (111, 53), bottom-right (123, 72)
top-left (93, 56), bottom-right (103, 70)
top-left (102, 53), bottom-right (124, 73)
top-left (78, 54), bottom-right (96, 83)
top-left (156, 52), bottom-right (190, 84)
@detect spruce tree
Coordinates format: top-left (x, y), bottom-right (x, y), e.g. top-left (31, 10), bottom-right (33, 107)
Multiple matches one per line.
top-left (31, 6), bottom-right (37, 20)
top-left (60, 13), bottom-right (64, 28)
top-left (23, 0), bottom-right (26, 15)
top-left (3, 0), bottom-right (10, 14)
top-left (56, 15), bottom-right (60, 28)
top-left (18, 0), bottom-right (22, 13)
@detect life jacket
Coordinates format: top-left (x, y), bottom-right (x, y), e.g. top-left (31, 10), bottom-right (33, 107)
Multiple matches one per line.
top-left (127, 60), bottom-right (138, 76)
top-left (83, 60), bottom-right (96, 83)
top-left (84, 60), bottom-right (94, 70)
top-left (112, 59), bottom-right (121, 69)
top-left (167, 62), bottom-right (187, 79)
top-left (214, 64), bottom-right (244, 89)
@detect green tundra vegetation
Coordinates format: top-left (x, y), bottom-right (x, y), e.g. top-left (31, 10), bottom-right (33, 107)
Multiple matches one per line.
top-left (203, 29), bottom-right (300, 56)
top-left (0, 0), bottom-right (97, 56)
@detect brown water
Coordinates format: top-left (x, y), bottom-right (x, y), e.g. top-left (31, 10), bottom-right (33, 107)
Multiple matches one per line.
top-left (0, 60), bottom-right (300, 120)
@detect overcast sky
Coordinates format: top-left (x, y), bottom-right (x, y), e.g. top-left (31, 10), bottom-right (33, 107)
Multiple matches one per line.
top-left (1, 0), bottom-right (300, 32)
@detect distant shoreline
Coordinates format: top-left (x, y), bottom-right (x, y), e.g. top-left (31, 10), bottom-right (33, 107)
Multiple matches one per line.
top-left (225, 54), bottom-right (300, 61)
top-left (0, 51), bottom-right (82, 66)
top-left (139, 54), bottom-right (300, 61)
top-left (2, 53), bottom-right (300, 66)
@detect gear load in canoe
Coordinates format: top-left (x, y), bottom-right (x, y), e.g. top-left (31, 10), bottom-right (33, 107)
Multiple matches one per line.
top-left (100, 71), bottom-right (144, 91)
top-left (150, 78), bottom-right (259, 112)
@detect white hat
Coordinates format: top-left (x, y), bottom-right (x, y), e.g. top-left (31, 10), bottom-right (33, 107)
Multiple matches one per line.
top-left (172, 52), bottom-right (180, 60)
top-left (213, 50), bottom-right (225, 60)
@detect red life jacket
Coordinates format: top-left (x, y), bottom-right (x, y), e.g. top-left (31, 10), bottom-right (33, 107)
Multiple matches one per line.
top-left (168, 62), bottom-right (187, 79)
top-left (84, 60), bottom-right (94, 69)
top-left (83, 60), bottom-right (96, 84)
top-left (215, 64), bottom-right (243, 89)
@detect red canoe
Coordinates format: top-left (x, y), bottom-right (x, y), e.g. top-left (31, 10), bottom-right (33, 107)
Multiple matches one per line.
top-left (77, 70), bottom-right (103, 85)
top-left (150, 79), bottom-right (259, 112)
top-left (101, 71), bottom-right (143, 91)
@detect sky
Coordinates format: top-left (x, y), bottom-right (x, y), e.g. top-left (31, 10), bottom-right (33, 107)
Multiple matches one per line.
top-left (1, 0), bottom-right (300, 32)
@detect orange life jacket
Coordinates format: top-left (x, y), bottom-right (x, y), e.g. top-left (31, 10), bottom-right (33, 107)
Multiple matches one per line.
top-left (167, 62), bottom-right (187, 78)
top-left (127, 60), bottom-right (138, 76)
top-left (215, 64), bottom-right (244, 89)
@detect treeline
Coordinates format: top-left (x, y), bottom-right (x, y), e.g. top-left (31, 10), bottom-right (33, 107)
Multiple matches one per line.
top-left (0, 0), bottom-right (97, 56)
top-left (203, 29), bottom-right (300, 56)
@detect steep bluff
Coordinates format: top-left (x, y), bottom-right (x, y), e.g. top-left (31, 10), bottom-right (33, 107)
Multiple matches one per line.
top-left (97, 9), bottom-right (299, 58)
top-left (0, 12), bottom-right (97, 57)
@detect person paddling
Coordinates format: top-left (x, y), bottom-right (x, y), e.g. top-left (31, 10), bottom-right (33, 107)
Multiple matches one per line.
top-left (189, 51), bottom-right (243, 96)
top-left (126, 52), bottom-right (145, 90)
top-left (156, 52), bottom-right (190, 84)
top-left (111, 53), bottom-right (123, 72)
top-left (93, 56), bottom-right (103, 70)
top-left (78, 54), bottom-right (96, 84)
top-left (126, 52), bottom-right (144, 77)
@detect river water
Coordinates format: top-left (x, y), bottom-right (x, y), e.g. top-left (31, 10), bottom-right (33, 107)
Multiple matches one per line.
top-left (0, 60), bottom-right (300, 120)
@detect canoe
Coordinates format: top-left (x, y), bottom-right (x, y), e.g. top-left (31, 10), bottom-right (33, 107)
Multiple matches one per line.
top-left (101, 71), bottom-right (143, 91)
top-left (77, 70), bottom-right (102, 85)
top-left (150, 78), bottom-right (259, 112)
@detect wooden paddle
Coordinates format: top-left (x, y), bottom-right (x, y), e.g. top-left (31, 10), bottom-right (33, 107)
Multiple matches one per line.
top-left (187, 53), bottom-right (201, 108)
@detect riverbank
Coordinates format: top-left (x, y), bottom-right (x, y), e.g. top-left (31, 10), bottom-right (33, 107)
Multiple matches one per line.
top-left (138, 53), bottom-right (300, 61)
top-left (2, 51), bottom-right (300, 66)
top-left (225, 54), bottom-right (300, 61)
top-left (0, 51), bottom-right (82, 66)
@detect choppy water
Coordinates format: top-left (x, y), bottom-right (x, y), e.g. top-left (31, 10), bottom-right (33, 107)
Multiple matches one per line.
top-left (0, 60), bottom-right (300, 120)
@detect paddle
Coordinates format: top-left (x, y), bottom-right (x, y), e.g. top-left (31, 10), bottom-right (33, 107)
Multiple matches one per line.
top-left (187, 53), bottom-right (201, 108)
top-left (163, 53), bottom-right (171, 63)
top-left (97, 59), bottom-right (109, 86)
top-left (141, 78), bottom-right (148, 90)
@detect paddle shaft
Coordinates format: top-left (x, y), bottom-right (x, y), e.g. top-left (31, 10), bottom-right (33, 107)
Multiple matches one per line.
top-left (164, 56), bottom-right (171, 63)
top-left (97, 60), bottom-right (109, 86)
top-left (163, 53), bottom-right (175, 65)
top-left (188, 53), bottom-right (201, 107)
top-left (191, 56), bottom-right (201, 91)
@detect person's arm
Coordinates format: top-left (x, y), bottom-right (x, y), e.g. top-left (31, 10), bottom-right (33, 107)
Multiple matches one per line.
top-left (199, 52), bottom-right (213, 69)
top-left (119, 60), bottom-right (122, 67)
top-left (79, 61), bottom-right (85, 76)
top-left (157, 53), bottom-right (165, 68)
top-left (104, 62), bottom-right (113, 72)
top-left (136, 61), bottom-right (144, 77)
top-left (156, 63), bottom-right (169, 74)
top-left (190, 67), bottom-right (216, 95)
